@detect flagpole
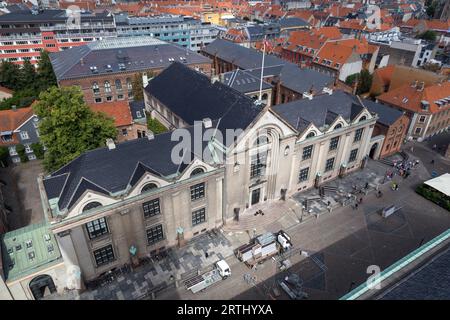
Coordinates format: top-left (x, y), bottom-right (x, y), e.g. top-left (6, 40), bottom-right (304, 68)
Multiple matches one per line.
top-left (258, 36), bottom-right (266, 103)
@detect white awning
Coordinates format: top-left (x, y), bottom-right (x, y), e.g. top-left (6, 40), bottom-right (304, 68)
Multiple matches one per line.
top-left (424, 173), bottom-right (450, 197)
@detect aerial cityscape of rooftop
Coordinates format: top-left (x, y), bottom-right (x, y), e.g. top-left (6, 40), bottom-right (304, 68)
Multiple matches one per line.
top-left (0, 0), bottom-right (449, 307)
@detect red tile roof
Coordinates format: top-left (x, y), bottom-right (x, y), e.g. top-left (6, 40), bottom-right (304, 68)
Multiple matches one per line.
top-left (374, 65), bottom-right (395, 86)
top-left (377, 82), bottom-right (450, 114)
top-left (0, 106), bottom-right (34, 132)
top-left (90, 101), bottom-right (133, 127)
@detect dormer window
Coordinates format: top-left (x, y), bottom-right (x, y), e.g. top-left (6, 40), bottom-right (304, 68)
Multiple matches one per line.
top-left (141, 183), bottom-right (158, 193)
top-left (306, 131), bottom-right (316, 139)
top-left (82, 201), bottom-right (102, 213)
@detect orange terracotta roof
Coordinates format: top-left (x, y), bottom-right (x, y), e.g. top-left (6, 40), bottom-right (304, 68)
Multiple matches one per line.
top-left (0, 106), bottom-right (34, 146)
top-left (401, 19), bottom-right (421, 28)
top-left (315, 41), bottom-right (355, 68)
top-left (336, 38), bottom-right (379, 55)
top-left (377, 82), bottom-right (450, 114)
top-left (314, 26), bottom-right (342, 40)
top-left (374, 65), bottom-right (395, 86)
top-left (424, 20), bottom-right (450, 31)
top-left (285, 30), bottom-right (329, 53)
top-left (338, 19), bottom-right (366, 31)
top-left (90, 101), bottom-right (133, 127)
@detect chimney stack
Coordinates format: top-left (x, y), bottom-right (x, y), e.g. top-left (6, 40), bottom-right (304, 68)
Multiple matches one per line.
top-left (417, 81), bottom-right (425, 91)
top-left (106, 138), bottom-right (116, 150)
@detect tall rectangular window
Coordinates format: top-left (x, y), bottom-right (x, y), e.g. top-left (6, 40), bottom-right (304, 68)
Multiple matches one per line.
top-left (349, 148), bottom-right (358, 163)
top-left (302, 145), bottom-right (313, 160)
top-left (142, 198), bottom-right (160, 218)
top-left (298, 167), bottom-right (309, 182)
top-left (354, 128), bottom-right (363, 142)
top-left (192, 208), bottom-right (206, 226)
top-left (250, 152), bottom-right (267, 178)
top-left (190, 182), bottom-right (205, 201)
top-left (325, 157), bottom-right (335, 172)
top-left (329, 136), bottom-right (339, 151)
top-left (93, 245), bottom-right (115, 266)
top-left (86, 217), bottom-right (109, 239)
top-left (146, 224), bottom-right (164, 245)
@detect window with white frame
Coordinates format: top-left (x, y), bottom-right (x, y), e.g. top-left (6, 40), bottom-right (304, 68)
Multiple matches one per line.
top-left (24, 144), bottom-right (32, 153)
top-left (190, 182), bottom-right (205, 201)
top-left (142, 198), bottom-right (160, 218)
top-left (20, 131), bottom-right (29, 140)
top-left (349, 148), bottom-right (358, 163)
top-left (93, 245), bottom-right (115, 266)
top-left (329, 136), bottom-right (340, 151)
top-left (192, 208), bottom-right (206, 226)
top-left (354, 128), bottom-right (363, 142)
top-left (9, 146), bottom-right (17, 156)
top-left (325, 157), bottom-right (335, 172)
top-left (146, 224), bottom-right (164, 245)
top-left (85, 217), bottom-right (109, 239)
top-left (104, 81), bottom-right (112, 93)
top-left (302, 145), bottom-right (313, 160)
top-left (298, 167), bottom-right (309, 182)
top-left (250, 151), bottom-right (267, 178)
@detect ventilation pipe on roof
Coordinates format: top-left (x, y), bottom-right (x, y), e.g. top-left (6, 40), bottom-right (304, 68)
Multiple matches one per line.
top-left (147, 132), bottom-right (155, 140)
top-left (106, 138), bottom-right (116, 150)
top-left (303, 92), bottom-right (313, 100)
top-left (211, 75), bottom-right (220, 84)
top-left (203, 118), bottom-right (212, 128)
top-left (417, 81), bottom-right (425, 92)
top-left (323, 87), bottom-right (333, 95)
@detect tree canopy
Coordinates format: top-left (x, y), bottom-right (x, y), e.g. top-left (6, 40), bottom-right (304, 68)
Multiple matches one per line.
top-left (33, 86), bottom-right (117, 173)
top-left (132, 73), bottom-right (144, 101)
top-left (418, 30), bottom-right (437, 42)
top-left (0, 51), bottom-right (57, 110)
top-left (345, 70), bottom-right (373, 95)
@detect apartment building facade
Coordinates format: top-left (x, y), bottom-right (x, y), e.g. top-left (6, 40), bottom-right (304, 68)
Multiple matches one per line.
top-left (377, 81), bottom-right (450, 141)
top-left (0, 8), bottom-right (116, 66)
top-left (115, 13), bottom-right (220, 52)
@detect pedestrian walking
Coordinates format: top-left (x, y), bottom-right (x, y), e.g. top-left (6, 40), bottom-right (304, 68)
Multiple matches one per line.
top-left (410, 146), bottom-right (414, 152)
top-left (431, 159), bottom-right (435, 165)
top-left (433, 144), bottom-right (437, 150)
top-left (355, 203), bottom-right (359, 210)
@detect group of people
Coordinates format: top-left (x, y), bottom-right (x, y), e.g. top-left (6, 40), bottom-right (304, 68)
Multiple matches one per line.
top-left (391, 159), bottom-right (419, 180)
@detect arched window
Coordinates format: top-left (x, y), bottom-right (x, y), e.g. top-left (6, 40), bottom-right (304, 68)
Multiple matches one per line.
top-left (104, 81), bottom-right (111, 93)
top-left (115, 79), bottom-right (122, 90)
top-left (306, 131), bottom-right (316, 139)
top-left (126, 78), bottom-right (132, 90)
top-left (253, 135), bottom-right (269, 147)
top-left (92, 82), bottom-right (99, 94)
top-left (82, 201), bottom-right (102, 212)
top-left (262, 93), bottom-right (268, 100)
top-left (141, 183), bottom-right (158, 193)
top-left (334, 123), bottom-right (342, 130)
top-left (359, 116), bottom-right (367, 122)
top-left (190, 168), bottom-right (205, 177)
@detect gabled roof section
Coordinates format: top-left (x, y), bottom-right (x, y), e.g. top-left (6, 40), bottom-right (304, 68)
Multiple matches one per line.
top-left (363, 99), bottom-right (404, 127)
top-left (144, 61), bottom-right (263, 130)
top-left (43, 173), bottom-right (69, 200)
top-left (128, 161), bottom-right (163, 188)
top-left (203, 38), bottom-right (288, 69)
top-left (66, 178), bottom-right (110, 210)
top-left (272, 90), bottom-right (363, 133)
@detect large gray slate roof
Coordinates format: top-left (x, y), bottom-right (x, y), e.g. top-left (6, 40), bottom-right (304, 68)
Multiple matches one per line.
top-left (272, 90), bottom-right (365, 132)
top-left (222, 69), bottom-right (272, 94)
top-left (50, 37), bottom-right (211, 81)
top-left (363, 99), bottom-right (404, 127)
top-left (0, 8), bottom-right (112, 23)
top-left (203, 39), bottom-right (333, 94)
top-left (43, 123), bottom-right (211, 213)
top-left (203, 38), bottom-right (288, 69)
top-left (145, 61), bottom-right (263, 135)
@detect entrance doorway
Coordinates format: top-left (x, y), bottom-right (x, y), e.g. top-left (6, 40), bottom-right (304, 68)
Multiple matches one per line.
top-left (369, 143), bottom-right (379, 159)
top-left (29, 274), bottom-right (56, 300)
top-left (251, 188), bottom-right (261, 205)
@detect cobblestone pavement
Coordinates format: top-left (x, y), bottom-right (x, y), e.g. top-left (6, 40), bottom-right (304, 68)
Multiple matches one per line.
top-left (75, 231), bottom-right (234, 300)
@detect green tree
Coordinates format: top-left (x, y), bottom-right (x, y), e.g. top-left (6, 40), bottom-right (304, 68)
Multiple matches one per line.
top-left (15, 144), bottom-right (28, 163)
top-left (131, 73), bottom-right (144, 101)
top-left (33, 86), bottom-right (116, 172)
top-left (418, 30), bottom-right (437, 42)
top-left (36, 50), bottom-right (57, 90)
top-left (19, 60), bottom-right (37, 90)
top-left (146, 113), bottom-right (167, 134)
top-left (0, 61), bottom-right (21, 90)
top-left (0, 146), bottom-right (8, 167)
top-left (31, 142), bottom-right (45, 159)
top-left (426, 0), bottom-right (437, 17)
top-left (345, 70), bottom-right (372, 95)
